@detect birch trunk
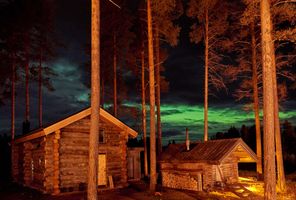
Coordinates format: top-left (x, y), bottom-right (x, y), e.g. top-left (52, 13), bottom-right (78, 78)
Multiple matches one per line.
top-left (204, 7), bottom-right (209, 142)
top-left (260, 0), bottom-right (276, 199)
top-left (88, 0), bottom-right (100, 199)
top-left (251, 22), bottom-right (262, 178)
top-left (141, 41), bottom-right (148, 177)
top-left (155, 26), bottom-right (162, 156)
top-left (147, 0), bottom-right (156, 191)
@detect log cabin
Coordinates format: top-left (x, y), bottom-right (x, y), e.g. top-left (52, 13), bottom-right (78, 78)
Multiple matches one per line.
top-left (159, 138), bottom-right (257, 191)
top-left (11, 107), bottom-right (138, 194)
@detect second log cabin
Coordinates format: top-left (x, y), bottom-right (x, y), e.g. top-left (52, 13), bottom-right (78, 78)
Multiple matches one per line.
top-left (11, 107), bottom-right (138, 194)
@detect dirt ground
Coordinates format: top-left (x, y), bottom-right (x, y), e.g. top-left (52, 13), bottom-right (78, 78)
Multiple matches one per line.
top-left (1, 178), bottom-right (296, 200)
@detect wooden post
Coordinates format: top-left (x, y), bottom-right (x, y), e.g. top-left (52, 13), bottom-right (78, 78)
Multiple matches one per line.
top-left (53, 130), bottom-right (60, 195)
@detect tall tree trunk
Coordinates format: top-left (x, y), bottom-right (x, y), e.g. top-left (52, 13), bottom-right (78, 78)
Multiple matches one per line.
top-left (11, 54), bottom-right (16, 142)
top-left (273, 58), bottom-right (286, 192)
top-left (260, 0), bottom-right (276, 199)
top-left (25, 40), bottom-right (30, 123)
top-left (38, 48), bottom-right (43, 127)
top-left (113, 33), bottom-right (117, 117)
top-left (147, 0), bottom-right (156, 191)
top-left (88, 0), bottom-right (100, 199)
top-left (204, 7), bottom-right (209, 142)
top-left (250, 22), bottom-right (263, 178)
top-left (141, 41), bottom-right (148, 177)
top-left (155, 25), bottom-right (162, 156)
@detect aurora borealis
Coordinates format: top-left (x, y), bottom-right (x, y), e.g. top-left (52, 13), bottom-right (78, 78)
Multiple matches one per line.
top-left (0, 0), bottom-right (295, 146)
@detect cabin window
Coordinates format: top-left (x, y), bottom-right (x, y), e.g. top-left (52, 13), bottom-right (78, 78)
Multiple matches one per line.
top-left (99, 130), bottom-right (105, 143)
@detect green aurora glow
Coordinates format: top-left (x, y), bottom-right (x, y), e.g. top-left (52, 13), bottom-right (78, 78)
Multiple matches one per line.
top-left (122, 103), bottom-right (296, 144)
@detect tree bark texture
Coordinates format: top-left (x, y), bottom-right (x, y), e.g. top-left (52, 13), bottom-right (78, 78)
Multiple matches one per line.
top-left (155, 26), bottom-right (162, 156)
top-left (88, 0), bottom-right (100, 199)
top-left (141, 41), bottom-right (148, 177)
top-left (147, 0), bottom-right (157, 191)
top-left (273, 52), bottom-right (286, 192)
top-left (204, 7), bottom-right (209, 142)
top-left (250, 22), bottom-right (263, 177)
top-left (260, 0), bottom-right (277, 199)
top-left (113, 33), bottom-right (117, 117)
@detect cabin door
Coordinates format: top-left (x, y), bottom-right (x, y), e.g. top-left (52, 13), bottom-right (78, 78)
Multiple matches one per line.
top-left (97, 154), bottom-right (107, 186)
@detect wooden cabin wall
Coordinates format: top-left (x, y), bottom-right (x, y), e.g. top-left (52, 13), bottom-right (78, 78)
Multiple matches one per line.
top-left (44, 134), bottom-right (55, 193)
top-left (203, 164), bottom-right (214, 189)
top-left (11, 143), bottom-right (20, 182)
top-left (58, 116), bottom-right (128, 192)
top-left (22, 137), bottom-right (45, 191)
top-left (221, 155), bottom-right (239, 183)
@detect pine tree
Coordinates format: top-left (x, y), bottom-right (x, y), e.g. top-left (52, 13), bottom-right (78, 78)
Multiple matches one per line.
top-left (147, 0), bottom-right (157, 191)
top-left (260, 0), bottom-right (276, 198)
top-left (187, 0), bottom-right (228, 141)
top-left (88, 0), bottom-right (100, 199)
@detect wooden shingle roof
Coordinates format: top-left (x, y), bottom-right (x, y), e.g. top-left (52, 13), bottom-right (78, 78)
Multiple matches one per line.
top-left (160, 138), bottom-right (257, 164)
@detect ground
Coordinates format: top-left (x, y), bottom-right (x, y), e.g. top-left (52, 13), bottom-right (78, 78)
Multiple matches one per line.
top-left (1, 175), bottom-right (296, 200)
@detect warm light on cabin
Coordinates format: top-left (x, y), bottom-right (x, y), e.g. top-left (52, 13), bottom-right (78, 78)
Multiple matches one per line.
top-left (238, 177), bottom-right (253, 182)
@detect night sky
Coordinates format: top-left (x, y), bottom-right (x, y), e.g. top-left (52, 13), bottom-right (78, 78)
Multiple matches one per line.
top-left (0, 0), bottom-right (295, 145)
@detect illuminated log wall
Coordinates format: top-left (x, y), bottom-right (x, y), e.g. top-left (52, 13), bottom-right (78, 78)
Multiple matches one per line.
top-left (12, 115), bottom-right (130, 194)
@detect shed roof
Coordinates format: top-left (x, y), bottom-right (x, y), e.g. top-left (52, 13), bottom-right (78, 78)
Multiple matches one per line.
top-left (159, 138), bottom-right (257, 164)
top-left (15, 107), bottom-right (138, 144)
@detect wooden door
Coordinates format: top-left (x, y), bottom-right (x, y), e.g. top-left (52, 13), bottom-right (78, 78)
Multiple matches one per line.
top-left (98, 154), bottom-right (106, 185)
top-left (127, 156), bottom-right (134, 179)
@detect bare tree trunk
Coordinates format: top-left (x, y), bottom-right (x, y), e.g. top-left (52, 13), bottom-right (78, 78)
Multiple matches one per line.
top-left (251, 22), bottom-right (263, 178)
top-left (273, 59), bottom-right (286, 192)
top-left (88, 0), bottom-right (100, 199)
top-left (155, 25), bottom-right (162, 156)
top-left (25, 41), bottom-right (30, 123)
top-left (141, 40), bottom-right (148, 177)
top-left (11, 53), bottom-right (16, 182)
top-left (260, 0), bottom-right (276, 199)
top-left (204, 7), bottom-right (209, 142)
top-left (11, 53), bottom-right (16, 141)
top-left (38, 48), bottom-right (43, 127)
top-left (147, 0), bottom-right (156, 191)
top-left (113, 33), bottom-right (117, 117)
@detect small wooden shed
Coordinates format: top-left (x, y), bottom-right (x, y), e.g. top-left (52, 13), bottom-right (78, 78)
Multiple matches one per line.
top-left (159, 138), bottom-right (257, 191)
top-left (127, 147), bottom-right (144, 181)
top-left (12, 107), bottom-right (137, 194)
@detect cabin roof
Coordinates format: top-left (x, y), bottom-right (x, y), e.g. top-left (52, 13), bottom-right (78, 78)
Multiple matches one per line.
top-left (159, 138), bottom-right (257, 164)
top-left (15, 107), bottom-right (138, 144)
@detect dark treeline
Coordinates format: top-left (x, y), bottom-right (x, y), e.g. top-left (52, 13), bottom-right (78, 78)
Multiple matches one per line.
top-left (211, 120), bottom-right (296, 173)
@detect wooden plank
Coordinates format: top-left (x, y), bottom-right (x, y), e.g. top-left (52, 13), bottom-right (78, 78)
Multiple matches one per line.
top-left (53, 130), bottom-right (60, 195)
top-left (15, 131), bottom-right (45, 144)
top-left (108, 175), bottom-right (114, 189)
